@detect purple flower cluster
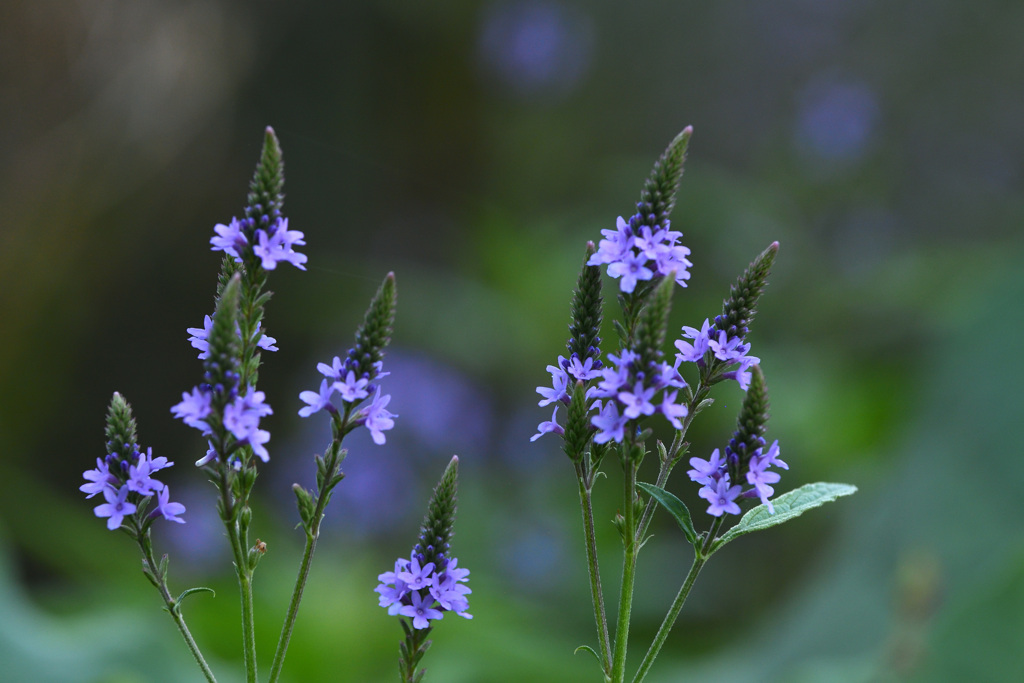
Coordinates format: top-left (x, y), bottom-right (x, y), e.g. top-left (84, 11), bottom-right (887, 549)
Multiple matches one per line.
top-left (532, 350), bottom-right (689, 444)
top-left (375, 553), bottom-right (472, 629)
top-left (172, 385), bottom-right (273, 464)
top-left (211, 216), bottom-right (307, 271)
top-left (674, 319), bottom-right (760, 390)
top-left (687, 440), bottom-right (787, 516)
top-left (587, 214), bottom-right (692, 293)
top-left (81, 447), bottom-right (185, 529)
top-left (298, 357), bottom-right (397, 444)
top-left (186, 315), bottom-right (278, 360)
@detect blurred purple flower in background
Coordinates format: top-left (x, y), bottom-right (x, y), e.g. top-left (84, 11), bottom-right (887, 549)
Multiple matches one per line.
top-left (478, 0), bottom-right (594, 98)
top-left (795, 77), bottom-right (880, 166)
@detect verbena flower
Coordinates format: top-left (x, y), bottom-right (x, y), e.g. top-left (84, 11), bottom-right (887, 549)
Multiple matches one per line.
top-left (674, 317), bottom-right (760, 389)
top-left (211, 215), bottom-right (307, 271)
top-left (84, 393), bottom-right (186, 529)
top-left (589, 214), bottom-right (691, 293)
top-left (187, 315), bottom-right (277, 360)
top-left (377, 457), bottom-right (470, 633)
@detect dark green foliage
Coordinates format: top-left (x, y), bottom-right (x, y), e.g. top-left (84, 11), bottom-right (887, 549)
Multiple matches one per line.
top-left (715, 241), bottom-right (779, 341)
top-left (415, 456), bottom-right (459, 572)
top-left (727, 364), bottom-right (770, 478)
top-left (245, 126), bottom-right (285, 225)
top-left (347, 272), bottom-right (397, 380)
top-left (636, 127), bottom-right (691, 230)
top-left (104, 392), bottom-right (138, 461)
top-left (567, 242), bottom-right (603, 362)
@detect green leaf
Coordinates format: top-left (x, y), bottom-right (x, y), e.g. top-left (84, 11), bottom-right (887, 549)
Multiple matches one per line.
top-left (637, 482), bottom-right (698, 547)
top-left (710, 482), bottom-right (857, 554)
top-left (574, 645), bottom-right (603, 667)
top-left (176, 586), bottom-right (216, 606)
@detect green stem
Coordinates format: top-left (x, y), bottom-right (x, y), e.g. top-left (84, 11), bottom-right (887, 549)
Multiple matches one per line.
top-left (267, 445), bottom-right (341, 683)
top-left (138, 535), bottom-right (218, 683)
top-left (576, 461), bottom-right (612, 674)
top-left (219, 468), bottom-right (258, 683)
top-left (610, 459), bottom-right (639, 683)
top-left (630, 517), bottom-right (723, 683)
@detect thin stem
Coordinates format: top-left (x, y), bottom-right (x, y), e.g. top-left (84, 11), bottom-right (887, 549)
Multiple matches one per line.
top-left (219, 468), bottom-right (258, 683)
top-left (137, 535), bottom-right (218, 683)
top-left (576, 460), bottom-right (612, 674)
top-left (610, 459), bottom-right (639, 683)
top-left (267, 445), bottom-right (341, 683)
top-left (634, 382), bottom-right (710, 547)
top-left (630, 517), bottom-right (723, 683)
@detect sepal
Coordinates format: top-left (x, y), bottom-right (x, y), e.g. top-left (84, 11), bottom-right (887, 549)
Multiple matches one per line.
top-left (715, 241), bottom-right (778, 342)
top-left (348, 272), bottom-right (397, 381)
top-left (245, 126), bottom-right (285, 226)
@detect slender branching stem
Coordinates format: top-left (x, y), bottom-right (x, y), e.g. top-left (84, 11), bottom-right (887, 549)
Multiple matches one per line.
top-left (267, 443), bottom-right (342, 683)
top-left (137, 535), bottom-right (218, 683)
top-left (610, 458), bottom-right (640, 683)
top-left (630, 516), bottom-right (724, 683)
top-left (576, 460), bottom-right (612, 674)
top-left (218, 467), bottom-right (258, 683)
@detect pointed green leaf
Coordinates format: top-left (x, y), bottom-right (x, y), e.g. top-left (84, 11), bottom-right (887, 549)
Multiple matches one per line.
top-left (637, 482), bottom-right (698, 547)
top-left (176, 586), bottom-right (216, 605)
top-left (710, 482), bottom-right (857, 554)
top-left (574, 645), bottom-right (603, 668)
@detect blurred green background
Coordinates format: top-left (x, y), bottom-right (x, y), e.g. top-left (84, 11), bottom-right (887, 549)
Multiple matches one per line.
top-left (2, 0), bottom-right (1022, 681)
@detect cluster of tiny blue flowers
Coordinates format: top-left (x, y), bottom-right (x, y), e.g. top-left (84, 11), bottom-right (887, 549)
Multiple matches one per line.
top-left (81, 446), bottom-right (185, 529)
top-left (211, 215), bottom-right (307, 271)
top-left (298, 356), bottom-right (397, 444)
top-left (674, 318), bottom-right (760, 390)
top-left (587, 212), bottom-right (692, 293)
top-left (687, 440), bottom-right (786, 516)
top-left (186, 315), bottom-right (278, 360)
top-left (172, 384), bottom-right (273, 465)
top-left (375, 553), bottom-right (472, 630)
top-left (532, 349), bottom-right (689, 444)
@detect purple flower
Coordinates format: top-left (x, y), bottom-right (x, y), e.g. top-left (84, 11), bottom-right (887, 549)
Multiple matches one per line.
top-left (94, 485), bottom-right (138, 530)
top-left (687, 448), bottom-right (725, 486)
top-left (335, 370), bottom-right (370, 404)
top-left (361, 388), bottom-right (396, 445)
top-left (223, 387), bottom-right (273, 461)
top-left (171, 387), bottom-right (213, 434)
top-left (607, 251), bottom-right (654, 293)
top-left (81, 458), bottom-right (117, 498)
top-left (592, 400), bottom-right (627, 444)
top-left (675, 319), bottom-right (712, 363)
top-left (317, 356), bottom-right (345, 380)
top-left (211, 217), bottom-right (247, 258)
top-left (659, 391), bottom-right (689, 429)
top-left (536, 362), bottom-right (569, 407)
top-left (698, 476), bottom-right (743, 517)
top-left (253, 218), bottom-right (307, 270)
top-left (399, 590), bottom-right (444, 630)
top-left (397, 556), bottom-right (436, 590)
top-left (531, 406), bottom-right (564, 442)
top-left (566, 354), bottom-right (600, 381)
top-left (618, 380), bottom-right (656, 419)
top-left (298, 378), bottom-right (337, 417)
top-left (152, 486), bottom-right (186, 523)
top-left (708, 331), bottom-right (750, 363)
top-left (187, 315), bottom-right (214, 359)
top-left (588, 217), bottom-right (635, 266)
top-left (127, 452), bottom-right (165, 496)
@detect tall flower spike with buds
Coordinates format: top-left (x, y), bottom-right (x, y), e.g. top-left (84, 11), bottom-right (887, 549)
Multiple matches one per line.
top-left (588, 127), bottom-right (693, 294)
top-left (687, 365), bottom-right (787, 516)
top-left (674, 241), bottom-right (778, 390)
top-left (298, 273), bottom-right (398, 445)
top-left (84, 393), bottom-right (185, 529)
top-left (376, 457), bottom-right (471, 683)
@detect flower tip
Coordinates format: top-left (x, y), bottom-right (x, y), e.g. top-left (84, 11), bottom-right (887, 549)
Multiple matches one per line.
top-left (683, 125), bottom-right (693, 136)
top-left (450, 454), bottom-right (459, 465)
top-left (769, 240), bottom-right (780, 252)
top-left (265, 125), bottom-right (275, 135)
